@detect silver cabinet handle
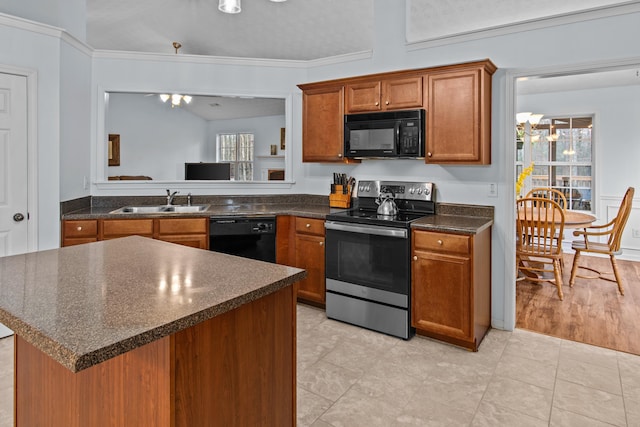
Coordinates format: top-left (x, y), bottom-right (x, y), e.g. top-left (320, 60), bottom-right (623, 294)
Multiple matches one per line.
top-left (438, 240), bottom-right (443, 245)
top-left (77, 226), bottom-right (83, 231)
top-left (413, 256), bottom-right (418, 261)
top-left (325, 221), bottom-right (407, 238)
top-left (319, 241), bottom-right (324, 246)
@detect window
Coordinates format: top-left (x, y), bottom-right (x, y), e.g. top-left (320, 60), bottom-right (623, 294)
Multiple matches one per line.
top-left (517, 116), bottom-right (593, 211)
top-left (218, 133), bottom-right (254, 181)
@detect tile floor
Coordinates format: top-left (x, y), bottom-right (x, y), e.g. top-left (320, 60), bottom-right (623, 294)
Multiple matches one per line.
top-left (1, 304), bottom-right (639, 426)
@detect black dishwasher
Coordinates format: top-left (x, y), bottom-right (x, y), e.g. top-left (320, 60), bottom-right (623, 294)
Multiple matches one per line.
top-left (209, 217), bottom-right (276, 263)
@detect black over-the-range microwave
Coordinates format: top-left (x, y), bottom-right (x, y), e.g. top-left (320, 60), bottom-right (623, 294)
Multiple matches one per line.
top-left (344, 109), bottom-right (425, 159)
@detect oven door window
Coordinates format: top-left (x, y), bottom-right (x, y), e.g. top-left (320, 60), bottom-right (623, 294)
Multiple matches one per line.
top-left (325, 228), bottom-right (409, 295)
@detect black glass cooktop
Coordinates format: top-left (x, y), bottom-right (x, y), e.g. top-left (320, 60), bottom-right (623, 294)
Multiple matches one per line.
top-left (326, 208), bottom-right (431, 228)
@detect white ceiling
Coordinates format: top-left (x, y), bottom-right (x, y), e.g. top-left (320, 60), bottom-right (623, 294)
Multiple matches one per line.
top-left (89, 0), bottom-right (640, 117)
top-left (86, 0), bottom-right (373, 60)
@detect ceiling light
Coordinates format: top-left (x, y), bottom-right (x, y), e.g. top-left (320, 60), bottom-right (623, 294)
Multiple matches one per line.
top-left (160, 94), bottom-right (192, 108)
top-left (219, 0), bottom-right (241, 13)
top-left (270, 0), bottom-right (287, 2)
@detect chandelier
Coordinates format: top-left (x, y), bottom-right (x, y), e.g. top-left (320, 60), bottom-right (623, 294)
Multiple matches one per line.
top-left (516, 112), bottom-right (544, 143)
top-left (218, 0), bottom-right (287, 14)
top-left (159, 42), bottom-right (192, 108)
top-left (159, 93), bottom-right (192, 108)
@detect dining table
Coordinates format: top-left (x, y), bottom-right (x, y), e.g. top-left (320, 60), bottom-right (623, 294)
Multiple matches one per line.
top-left (516, 208), bottom-right (597, 281)
top-left (517, 208), bottom-right (597, 230)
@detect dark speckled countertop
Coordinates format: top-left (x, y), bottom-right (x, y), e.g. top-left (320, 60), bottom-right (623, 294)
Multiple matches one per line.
top-left (61, 194), bottom-right (340, 220)
top-left (411, 203), bottom-right (494, 234)
top-left (61, 195), bottom-right (494, 234)
top-left (0, 236), bottom-right (306, 373)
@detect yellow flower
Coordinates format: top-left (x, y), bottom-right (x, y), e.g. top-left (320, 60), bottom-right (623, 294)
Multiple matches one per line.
top-left (516, 162), bottom-right (534, 196)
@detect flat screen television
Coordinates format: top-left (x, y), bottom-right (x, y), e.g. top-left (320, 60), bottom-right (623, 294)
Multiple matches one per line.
top-left (184, 162), bottom-right (231, 180)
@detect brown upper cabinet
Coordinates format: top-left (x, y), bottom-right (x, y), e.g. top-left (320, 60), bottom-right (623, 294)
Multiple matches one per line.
top-left (425, 61), bottom-right (496, 165)
top-left (298, 59), bottom-right (496, 165)
top-left (298, 84), bottom-right (351, 163)
top-left (345, 76), bottom-right (423, 113)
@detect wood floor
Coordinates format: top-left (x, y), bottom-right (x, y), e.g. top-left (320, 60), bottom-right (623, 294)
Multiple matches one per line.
top-left (516, 253), bottom-right (640, 356)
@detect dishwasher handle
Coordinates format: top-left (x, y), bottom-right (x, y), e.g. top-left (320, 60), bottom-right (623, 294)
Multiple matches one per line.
top-left (324, 221), bottom-right (407, 238)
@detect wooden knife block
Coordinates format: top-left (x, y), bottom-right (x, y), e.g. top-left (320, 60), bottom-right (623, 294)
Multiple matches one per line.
top-left (329, 185), bottom-right (351, 208)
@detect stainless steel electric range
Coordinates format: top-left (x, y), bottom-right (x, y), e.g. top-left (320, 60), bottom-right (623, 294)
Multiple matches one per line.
top-left (324, 180), bottom-right (435, 339)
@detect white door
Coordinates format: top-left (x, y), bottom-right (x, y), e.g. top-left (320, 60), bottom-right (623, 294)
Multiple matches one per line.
top-left (0, 72), bottom-right (28, 338)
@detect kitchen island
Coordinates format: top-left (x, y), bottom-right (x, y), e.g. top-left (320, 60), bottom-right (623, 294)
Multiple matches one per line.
top-left (0, 236), bottom-right (306, 426)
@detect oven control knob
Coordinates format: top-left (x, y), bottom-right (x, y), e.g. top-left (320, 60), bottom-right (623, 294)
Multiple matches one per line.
top-left (409, 187), bottom-right (415, 194)
top-left (417, 188), bottom-right (423, 195)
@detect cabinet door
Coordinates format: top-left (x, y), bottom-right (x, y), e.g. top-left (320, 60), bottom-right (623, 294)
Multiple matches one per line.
top-left (426, 68), bottom-right (490, 164)
top-left (62, 220), bottom-right (98, 246)
top-left (346, 81), bottom-right (381, 113)
top-left (294, 233), bottom-right (326, 304)
top-left (158, 234), bottom-right (208, 249)
top-left (157, 218), bottom-right (209, 249)
top-left (101, 219), bottom-right (154, 240)
top-left (301, 85), bottom-right (347, 162)
top-left (383, 76), bottom-right (423, 110)
top-left (412, 249), bottom-right (472, 341)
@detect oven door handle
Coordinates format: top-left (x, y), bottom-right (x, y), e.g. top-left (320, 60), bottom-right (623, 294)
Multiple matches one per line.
top-left (324, 221), bottom-right (407, 238)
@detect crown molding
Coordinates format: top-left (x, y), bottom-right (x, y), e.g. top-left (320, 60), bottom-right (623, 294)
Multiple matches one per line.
top-left (92, 49), bottom-right (309, 68)
top-left (406, 0), bottom-right (640, 50)
top-left (60, 32), bottom-right (93, 57)
top-left (91, 48), bottom-right (373, 68)
top-left (0, 12), bottom-right (62, 37)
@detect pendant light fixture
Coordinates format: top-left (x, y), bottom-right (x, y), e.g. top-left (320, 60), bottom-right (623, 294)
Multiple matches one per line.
top-left (159, 42), bottom-right (193, 108)
top-left (218, 0), bottom-right (286, 14)
top-left (219, 0), bottom-right (241, 14)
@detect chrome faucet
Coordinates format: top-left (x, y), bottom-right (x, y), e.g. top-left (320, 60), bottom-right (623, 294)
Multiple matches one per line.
top-left (187, 193), bottom-right (192, 206)
top-left (166, 189), bottom-right (179, 205)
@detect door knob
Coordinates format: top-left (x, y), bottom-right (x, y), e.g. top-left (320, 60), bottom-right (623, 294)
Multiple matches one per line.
top-left (13, 213), bottom-right (25, 222)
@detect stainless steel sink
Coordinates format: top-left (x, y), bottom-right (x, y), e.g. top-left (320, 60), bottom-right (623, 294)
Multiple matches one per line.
top-left (110, 205), bottom-right (209, 214)
top-left (166, 205), bottom-right (210, 213)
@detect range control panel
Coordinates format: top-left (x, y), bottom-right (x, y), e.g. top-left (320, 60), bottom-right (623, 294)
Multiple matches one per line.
top-left (357, 180), bottom-right (435, 202)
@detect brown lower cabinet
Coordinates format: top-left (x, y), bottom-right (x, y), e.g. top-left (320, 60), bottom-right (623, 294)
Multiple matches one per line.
top-left (411, 227), bottom-right (491, 351)
top-left (61, 217), bottom-right (209, 250)
top-left (276, 216), bottom-right (326, 307)
top-left (15, 285), bottom-right (295, 426)
top-left (61, 220), bottom-right (99, 247)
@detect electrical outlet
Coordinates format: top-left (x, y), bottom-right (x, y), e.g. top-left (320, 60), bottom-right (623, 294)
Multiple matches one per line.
top-left (488, 183), bottom-right (498, 197)
top-left (632, 229), bottom-right (640, 238)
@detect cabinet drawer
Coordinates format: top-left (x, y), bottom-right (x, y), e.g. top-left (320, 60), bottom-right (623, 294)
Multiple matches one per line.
top-left (102, 219), bottom-right (154, 237)
top-left (295, 217), bottom-right (325, 236)
top-left (63, 220), bottom-right (98, 238)
top-left (157, 218), bottom-right (208, 235)
top-left (413, 230), bottom-right (469, 255)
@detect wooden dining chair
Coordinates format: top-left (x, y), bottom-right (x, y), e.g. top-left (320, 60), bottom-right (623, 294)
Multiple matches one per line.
top-left (526, 187), bottom-right (568, 210)
top-left (516, 197), bottom-right (566, 300)
top-left (525, 187), bottom-right (568, 269)
top-left (569, 186), bottom-right (635, 295)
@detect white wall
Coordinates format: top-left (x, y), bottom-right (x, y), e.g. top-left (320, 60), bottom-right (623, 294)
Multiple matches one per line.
top-left (91, 54), bottom-right (305, 194)
top-left (518, 85), bottom-right (640, 260)
top-left (59, 40), bottom-right (92, 201)
top-left (106, 93), bottom-right (209, 180)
